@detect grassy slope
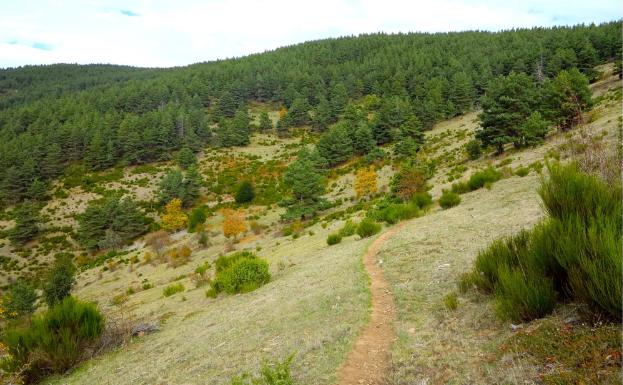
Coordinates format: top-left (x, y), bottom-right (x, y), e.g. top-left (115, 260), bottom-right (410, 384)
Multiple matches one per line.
top-left (39, 66), bottom-right (621, 384)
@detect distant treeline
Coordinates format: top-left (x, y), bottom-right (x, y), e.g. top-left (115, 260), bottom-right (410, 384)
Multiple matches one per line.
top-left (0, 21), bottom-right (620, 205)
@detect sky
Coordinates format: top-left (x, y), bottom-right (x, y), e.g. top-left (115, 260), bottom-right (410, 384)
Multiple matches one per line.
top-left (0, 0), bottom-right (620, 69)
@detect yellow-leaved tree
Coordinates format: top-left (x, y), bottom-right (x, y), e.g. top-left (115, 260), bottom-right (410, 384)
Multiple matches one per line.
top-left (221, 208), bottom-right (247, 238)
top-left (355, 167), bottom-right (377, 199)
top-left (161, 198), bottom-right (187, 231)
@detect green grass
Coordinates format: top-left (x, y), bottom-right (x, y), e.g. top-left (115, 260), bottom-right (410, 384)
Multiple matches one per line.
top-left (163, 283), bottom-right (185, 297)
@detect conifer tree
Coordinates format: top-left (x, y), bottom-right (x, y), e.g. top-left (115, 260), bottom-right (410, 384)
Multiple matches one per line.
top-left (176, 147), bottom-right (197, 169)
top-left (258, 111), bottom-right (273, 131)
top-left (8, 202), bottom-right (41, 246)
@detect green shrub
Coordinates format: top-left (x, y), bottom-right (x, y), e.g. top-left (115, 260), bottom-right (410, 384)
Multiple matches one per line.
top-left (326, 233), bottom-right (342, 245)
top-left (465, 139), bottom-right (482, 160)
top-left (494, 266), bottom-right (556, 322)
top-left (1, 297), bottom-right (104, 382)
top-left (230, 355), bottom-right (294, 385)
top-left (370, 201), bottom-right (420, 224)
top-left (458, 271), bottom-right (486, 293)
top-left (443, 293), bottom-right (458, 310)
top-left (356, 219), bottom-right (381, 238)
top-left (215, 251), bottom-right (257, 273)
top-left (514, 167), bottom-right (530, 177)
top-left (467, 167), bottom-right (501, 191)
top-left (3, 281), bottom-right (38, 319)
top-left (211, 253), bottom-right (270, 295)
top-left (163, 283), bottom-right (185, 297)
top-left (450, 181), bottom-right (469, 194)
top-left (338, 220), bottom-right (357, 237)
top-left (438, 191), bottom-right (461, 209)
top-left (43, 254), bottom-right (76, 307)
top-left (412, 192), bottom-right (433, 209)
top-left (187, 207), bottom-right (207, 232)
top-left (235, 181), bottom-right (255, 204)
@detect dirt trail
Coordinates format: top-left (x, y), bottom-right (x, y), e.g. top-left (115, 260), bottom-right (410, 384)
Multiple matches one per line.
top-left (336, 223), bottom-right (405, 385)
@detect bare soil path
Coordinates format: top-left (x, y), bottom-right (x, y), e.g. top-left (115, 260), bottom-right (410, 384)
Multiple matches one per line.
top-left (336, 222), bottom-right (406, 385)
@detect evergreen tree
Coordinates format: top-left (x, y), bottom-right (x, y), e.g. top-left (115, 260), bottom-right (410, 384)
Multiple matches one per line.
top-left (373, 96), bottom-right (411, 144)
top-left (43, 254), bottom-right (76, 307)
top-left (449, 72), bottom-right (475, 115)
top-left (543, 68), bottom-right (593, 131)
top-left (258, 111), bottom-right (273, 131)
top-left (330, 82), bottom-right (348, 117)
top-left (9, 202), bottom-right (41, 246)
top-left (311, 96), bottom-right (332, 132)
top-left (182, 166), bottom-right (203, 207)
top-left (352, 122), bottom-right (376, 155)
top-left (3, 281), bottom-right (38, 319)
top-left (235, 180), bottom-right (255, 204)
top-left (176, 147), bottom-right (197, 169)
top-left (316, 123), bottom-right (354, 166)
top-left (477, 72), bottom-right (538, 154)
top-left (217, 91), bottom-right (237, 118)
top-left (158, 169), bottom-right (185, 205)
top-left (42, 143), bottom-right (63, 179)
top-left (519, 112), bottom-right (550, 146)
top-left (283, 157), bottom-right (326, 219)
top-left (286, 98), bottom-right (311, 127)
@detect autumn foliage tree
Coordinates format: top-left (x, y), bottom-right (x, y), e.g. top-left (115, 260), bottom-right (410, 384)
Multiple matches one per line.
top-left (161, 198), bottom-right (187, 231)
top-left (221, 208), bottom-right (247, 238)
top-left (391, 162), bottom-right (429, 201)
top-left (354, 167), bottom-right (377, 199)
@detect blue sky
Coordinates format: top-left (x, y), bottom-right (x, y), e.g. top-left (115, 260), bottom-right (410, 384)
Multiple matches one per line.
top-left (0, 0), bottom-right (620, 68)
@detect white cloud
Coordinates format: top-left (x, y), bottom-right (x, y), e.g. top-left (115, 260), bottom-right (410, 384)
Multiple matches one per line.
top-left (0, 0), bottom-right (620, 68)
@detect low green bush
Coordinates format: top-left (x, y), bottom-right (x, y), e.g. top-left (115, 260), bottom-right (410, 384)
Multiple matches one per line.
top-left (467, 167), bottom-right (502, 191)
top-left (369, 201), bottom-right (420, 224)
top-left (211, 253), bottom-right (270, 294)
top-left (443, 293), bottom-right (458, 310)
top-left (230, 355), bottom-right (294, 385)
top-left (163, 283), bottom-right (185, 297)
top-left (356, 219), bottom-right (381, 238)
top-left (514, 167), bottom-right (530, 177)
top-left (412, 192), bottom-right (433, 209)
top-left (462, 163), bottom-right (622, 321)
top-left (438, 191), bottom-right (461, 209)
top-left (338, 220), bottom-right (357, 237)
top-left (215, 251), bottom-right (257, 273)
top-left (326, 233), bottom-right (342, 245)
top-left (1, 297), bottom-right (104, 383)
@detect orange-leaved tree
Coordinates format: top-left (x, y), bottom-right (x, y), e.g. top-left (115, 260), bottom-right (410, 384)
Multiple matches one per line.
top-left (221, 208), bottom-right (247, 238)
top-left (161, 198), bottom-right (187, 231)
top-left (355, 166), bottom-right (377, 199)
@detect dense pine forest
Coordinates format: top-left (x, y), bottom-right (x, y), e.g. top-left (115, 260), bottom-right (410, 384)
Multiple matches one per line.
top-left (0, 21), bottom-right (620, 207)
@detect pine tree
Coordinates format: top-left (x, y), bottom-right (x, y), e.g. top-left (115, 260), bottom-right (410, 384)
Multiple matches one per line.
top-left (330, 82), bottom-right (348, 117)
top-left (449, 72), bottom-right (474, 115)
top-left (519, 112), bottom-right (550, 146)
top-left (316, 123), bottom-right (354, 166)
top-left (158, 169), bottom-right (185, 205)
top-left (182, 165), bottom-right (203, 207)
top-left (311, 96), bottom-right (332, 132)
top-left (43, 254), bottom-right (76, 307)
top-left (217, 91), bottom-right (237, 118)
top-left (286, 98), bottom-right (311, 127)
top-left (9, 202), bottom-right (41, 246)
top-left (352, 122), bottom-right (375, 155)
top-left (543, 68), bottom-right (592, 131)
top-left (176, 147), bottom-right (197, 169)
top-left (258, 111), bottom-right (273, 131)
top-left (235, 180), bottom-right (255, 204)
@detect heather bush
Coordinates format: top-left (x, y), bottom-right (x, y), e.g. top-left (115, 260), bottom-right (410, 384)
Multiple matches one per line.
top-left (438, 190), bottom-right (461, 209)
top-left (163, 283), bottom-right (185, 297)
top-left (211, 253), bottom-right (270, 294)
top-left (327, 233), bottom-right (342, 245)
top-left (356, 219), bottom-right (381, 238)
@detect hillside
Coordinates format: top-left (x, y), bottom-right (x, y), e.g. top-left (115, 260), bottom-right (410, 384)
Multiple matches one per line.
top-left (0, 23), bottom-right (621, 385)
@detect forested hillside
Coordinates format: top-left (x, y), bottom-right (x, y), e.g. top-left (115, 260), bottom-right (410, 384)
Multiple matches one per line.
top-left (0, 22), bottom-right (620, 206)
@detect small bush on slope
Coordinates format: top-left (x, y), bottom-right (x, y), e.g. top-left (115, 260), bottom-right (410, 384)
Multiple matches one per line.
top-left (230, 355), bottom-right (294, 385)
top-left (338, 220), bottom-right (357, 237)
top-left (327, 233), bottom-right (342, 245)
top-left (163, 283), bottom-right (185, 297)
top-left (356, 219), bottom-right (381, 238)
top-left (451, 167), bottom-right (502, 194)
top-left (438, 191), bottom-right (461, 209)
top-left (368, 199), bottom-right (420, 224)
top-left (463, 163), bottom-right (621, 321)
top-left (1, 297), bottom-right (104, 383)
top-left (211, 252), bottom-right (270, 295)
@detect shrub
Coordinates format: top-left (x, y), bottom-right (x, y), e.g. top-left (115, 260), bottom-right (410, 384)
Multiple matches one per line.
top-left (356, 219), bottom-right (381, 238)
top-left (369, 200), bottom-right (420, 224)
top-left (443, 293), bottom-right (458, 310)
top-left (514, 167), bottom-right (530, 177)
top-left (494, 266), bottom-right (556, 322)
top-left (166, 245), bottom-right (192, 268)
top-left (215, 251), bottom-right (257, 273)
top-left (163, 283), bottom-right (185, 297)
top-left (450, 181), bottom-right (469, 194)
top-left (3, 281), bottom-right (38, 319)
top-left (211, 254), bottom-right (270, 295)
top-left (188, 207), bottom-right (207, 232)
top-left (465, 139), bottom-right (482, 160)
top-left (467, 167), bottom-right (501, 191)
top-left (43, 255), bottom-right (76, 307)
top-left (230, 355), bottom-right (294, 385)
top-left (412, 192), bottom-right (433, 209)
top-left (338, 220), bottom-right (357, 237)
top-left (327, 233), bottom-right (342, 245)
top-left (1, 297), bottom-right (104, 382)
top-left (235, 181), bottom-right (255, 204)
top-left (438, 190), bottom-right (461, 209)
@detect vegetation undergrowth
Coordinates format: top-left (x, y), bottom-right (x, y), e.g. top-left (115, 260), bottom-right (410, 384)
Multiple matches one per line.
top-left (461, 162), bottom-right (622, 322)
top-left (210, 252), bottom-right (271, 295)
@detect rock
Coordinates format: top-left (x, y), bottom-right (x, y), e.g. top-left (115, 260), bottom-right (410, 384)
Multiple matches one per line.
top-left (131, 322), bottom-right (159, 336)
top-left (563, 316), bottom-right (579, 324)
top-left (510, 323), bottom-right (524, 331)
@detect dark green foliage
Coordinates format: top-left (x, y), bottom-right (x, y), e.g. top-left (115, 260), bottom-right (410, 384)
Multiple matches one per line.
top-left (464, 163), bottom-right (621, 321)
top-left (282, 155), bottom-right (327, 220)
top-left (235, 181), bottom-right (255, 204)
top-left (352, 122), bottom-right (376, 155)
top-left (8, 202), bottom-right (41, 246)
top-left (211, 252), bottom-right (270, 294)
top-left (477, 72), bottom-right (538, 153)
top-left (466, 167), bottom-right (502, 191)
top-left (0, 23), bottom-right (619, 206)
top-left (369, 200), bottom-right (420, 224)
top-left (412, 192), bottom-right (433, 209)
top-left (1, 297), bottom-right (104, 383)
top-left (465, 139), bottom-right (482, 160)
top-left (543, 68), bottom-right (593, 131)
top-left (438, 190), bottom-right (461, 209)
top-left (327, 233), bottom-right (342, 246)
top-left (3, 281), bottom-right (38, 319)
top-left (338, 220), bottom-right (357, 237)
top-left (519, 112), bottom-right (550, 147)
top-left (258, 111), bottom-right (273, 131)
top-left (176, 147), bottom-right (197, 169)
top-left (285, 98), bottom-right (311, 126)
top-left (356, 219), bottom-right (381, 238)
top-left (76, 196), bottom-right (148, 250)
top-left (187, 207), bottom-right (207, 232)
top-left (316, 123), bottom-right (354, 166)
top-left (43, 255), bottom-right (76, 307)
top-left (157, 167), bottom-right (203, 207)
